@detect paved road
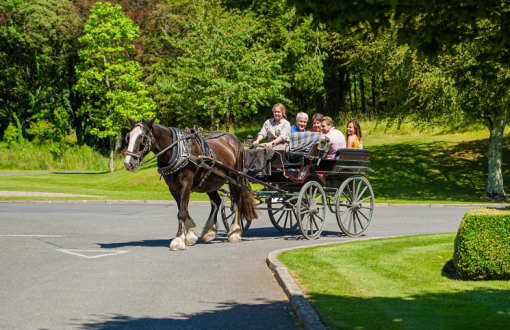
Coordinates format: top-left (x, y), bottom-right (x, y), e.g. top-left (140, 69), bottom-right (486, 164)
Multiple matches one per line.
top-left (0, 204), bottom-right (475, 329)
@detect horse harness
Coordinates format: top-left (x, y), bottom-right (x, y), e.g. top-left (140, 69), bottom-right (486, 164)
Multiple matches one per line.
top-left (157, 127), bottom-right (219, 192)
top-left (127, 121), bottom-right (248, 192)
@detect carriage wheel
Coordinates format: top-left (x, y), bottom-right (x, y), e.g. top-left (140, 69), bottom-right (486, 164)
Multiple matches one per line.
top-left (335, 176), bottom-right (374, 237)
top-left (297, 181), bottom-right (327, 240)
top-left (267, 196), bottom-right (299, 232)
top-left (219, 186), bottom-right (251, 234)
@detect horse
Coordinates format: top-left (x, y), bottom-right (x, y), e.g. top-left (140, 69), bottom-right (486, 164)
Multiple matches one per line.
top-left (123, 117), bottom-right (258, 250)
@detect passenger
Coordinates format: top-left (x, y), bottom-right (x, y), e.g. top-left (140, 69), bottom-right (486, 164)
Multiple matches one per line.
top-left (307, 113), bottom-right (324, 133)
top-left (290, 112), bottom-right (308, 132)
top-left (252, 103), bottom-right (291, 150)
top-left (321, 116), bottom-right (346, 159)
top-left (346, 120), bottom-right (363, 149)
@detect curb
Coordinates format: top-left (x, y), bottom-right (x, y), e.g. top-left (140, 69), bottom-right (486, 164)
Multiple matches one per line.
top-left (266, 236), bottom-right (396, 330)
top-left (0, 200), bottom-right (508, 208)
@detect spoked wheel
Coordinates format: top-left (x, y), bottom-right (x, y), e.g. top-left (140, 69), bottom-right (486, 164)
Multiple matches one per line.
top-left (297, 181), bottom-right (327, 239)
top-left (335, 176), bottom-right (374, 237)
top-left (267, 196), bottom-right (299, 232)
top-left (219, 186), bottom-right (251, 234)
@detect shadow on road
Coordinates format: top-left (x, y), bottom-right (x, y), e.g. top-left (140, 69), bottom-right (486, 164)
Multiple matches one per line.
top-left (70, 300), bottom-right (298, 330)
top-left (97, 227), bottom-right (349, 248)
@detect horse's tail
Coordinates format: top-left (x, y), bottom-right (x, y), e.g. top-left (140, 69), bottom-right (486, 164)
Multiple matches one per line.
top-left (230, 147), bottom-right (259, 222)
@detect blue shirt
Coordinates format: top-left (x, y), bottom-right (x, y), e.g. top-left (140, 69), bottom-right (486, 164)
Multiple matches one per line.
top-left (290, 124), bottom-right (304, 133)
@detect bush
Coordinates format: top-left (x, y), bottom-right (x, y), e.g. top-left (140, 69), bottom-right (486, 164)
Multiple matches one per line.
top-left (454, 208), bottom-right (510, 280)
top-left (2, 122), bottom-right (20, 145)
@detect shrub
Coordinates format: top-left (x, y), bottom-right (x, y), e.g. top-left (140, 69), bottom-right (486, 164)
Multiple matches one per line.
top-left (2, 123), bottom-right (20, 145)
top-left (454, 208), bottom-right (510, 280)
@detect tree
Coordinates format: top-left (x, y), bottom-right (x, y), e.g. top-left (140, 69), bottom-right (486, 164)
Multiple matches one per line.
top-left (154, 0), bottom-right (289, 131)
top-left (50, 106), bottom-right (71, 164)
top-left (74, 1), bottom-right (155, 172)
top-left (288, 0), bottom-right (510, 62)
top-left (290, 0), bottom-right (510, 199)
top-left (0, 0), bottom-right (82, 136)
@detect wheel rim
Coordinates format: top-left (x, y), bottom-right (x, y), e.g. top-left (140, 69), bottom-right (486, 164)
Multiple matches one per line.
top-left (335, 176), bottom-right (374, 237)
top-left (267, 196), bottom-right (299, 232)
top-left (220, 186), bottom-right (251, 234)
top-left (297, 181), bottom-right (327, 239)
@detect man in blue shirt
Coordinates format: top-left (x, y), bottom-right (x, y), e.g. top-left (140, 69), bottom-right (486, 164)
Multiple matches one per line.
top-left (290, 112), bottom-right (309, 133)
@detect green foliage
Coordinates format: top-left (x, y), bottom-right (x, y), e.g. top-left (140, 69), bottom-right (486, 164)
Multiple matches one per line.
top-left (0, 0), bottom-right (82, 135)
top-left (49, 106), bottom-right (70, 163)
top-left (153, 0), bottom-right (289, 130)
top-left (454, 208), bottom-right (510, 280)
top-left (0, 139), bottom-right (123, 171)
top-left (288, 0), bottom-right (510, 64)
top-left (2, 122), bottom-right (20, 145)
top-left (74, 1), bottom-right (155, 139)
top-left (26, 119), bottom-right (56, 144)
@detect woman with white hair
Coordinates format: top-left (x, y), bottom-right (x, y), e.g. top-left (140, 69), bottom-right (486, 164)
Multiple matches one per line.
top-left (290, 112), bottom-right (308, 132)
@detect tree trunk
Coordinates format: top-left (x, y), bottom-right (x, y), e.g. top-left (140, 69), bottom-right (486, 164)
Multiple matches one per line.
top-left (226, 109), bottom-right (230, 133)
top-left (485, 110), bottom-right (507, 199)
top-left (109, 136), bottom-right (114, 173)
top-left (348, 74), bottom-right (353, 112)
top-left (353, 74), bottom-right (357, 113)
top-left (341, 72), bottom-right (348, 115)
top-left (371, 76), bottom-right (376, 114)
top-left (360, 73), bottom-right (366, 113)
top-left (115, 129), bottom-right (122, 154)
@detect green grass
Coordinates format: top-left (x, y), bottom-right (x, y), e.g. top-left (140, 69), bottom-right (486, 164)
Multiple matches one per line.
top-left (278, 233), bottom-right (510, 330)
top-left (0, 162), bottom-right (209, 201)
top-left (0, 141), bottom-right (125, 171)
top-left (365, 130), bottom-right (510, 203)
top-left (1, 119), bottom-right (509, 202)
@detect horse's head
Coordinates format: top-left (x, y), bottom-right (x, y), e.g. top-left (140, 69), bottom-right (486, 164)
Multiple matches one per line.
top-left (124, 117), bottom-right (156, 172)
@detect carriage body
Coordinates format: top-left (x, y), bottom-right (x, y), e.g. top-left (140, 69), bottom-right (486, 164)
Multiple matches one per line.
top-left (220, 137), bottom-right (375, 240)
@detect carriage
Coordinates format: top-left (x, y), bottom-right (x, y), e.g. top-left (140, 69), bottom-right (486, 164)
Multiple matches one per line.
top-left (124, 118), bottom-right (375, 249)
top-left (218, 133), bottom-right (375, 239)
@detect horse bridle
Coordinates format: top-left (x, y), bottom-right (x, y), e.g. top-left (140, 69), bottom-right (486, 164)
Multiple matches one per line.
top-left (125, 123), bottom-right (154, 166)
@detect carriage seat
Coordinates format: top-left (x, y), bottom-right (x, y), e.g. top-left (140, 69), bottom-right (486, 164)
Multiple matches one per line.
top-left (284, 151), bottom-right (306, 166)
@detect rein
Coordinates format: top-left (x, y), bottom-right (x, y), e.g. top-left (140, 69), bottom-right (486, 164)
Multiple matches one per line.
top-left (139, 134), bottom-right (190, 167)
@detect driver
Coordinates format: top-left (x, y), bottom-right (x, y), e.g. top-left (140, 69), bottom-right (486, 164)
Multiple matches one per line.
top-left (252, 103), bottom-right (291, 150)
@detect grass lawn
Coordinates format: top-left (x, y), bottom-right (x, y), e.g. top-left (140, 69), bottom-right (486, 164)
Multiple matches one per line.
top-left (365, 130), bottom-right (510, 203)
top-left (278, 233), bottom-right (510, 330)
top-left (1, 128), bottom-right (509, 202)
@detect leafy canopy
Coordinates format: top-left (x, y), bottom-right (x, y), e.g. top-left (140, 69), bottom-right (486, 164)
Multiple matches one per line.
top-left (288, 0), bottom-right (510, 63)
top-left (154, 0), bottom-right (289, 129)
top-left (74, 1), bottom-right (155, 139)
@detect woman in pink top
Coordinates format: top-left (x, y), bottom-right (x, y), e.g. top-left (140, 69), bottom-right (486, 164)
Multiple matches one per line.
top-left (321, 116), bottom-right (346, 159)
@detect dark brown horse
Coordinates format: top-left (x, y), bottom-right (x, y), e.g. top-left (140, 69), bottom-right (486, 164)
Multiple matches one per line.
top-left (123, 117), bottom-right (258, 250)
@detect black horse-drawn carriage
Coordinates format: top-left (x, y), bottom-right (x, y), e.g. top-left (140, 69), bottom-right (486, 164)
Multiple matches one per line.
top-left (124, 118), bottom-right (375, 249)
top-left (219, 133), bottom-right (375, 239)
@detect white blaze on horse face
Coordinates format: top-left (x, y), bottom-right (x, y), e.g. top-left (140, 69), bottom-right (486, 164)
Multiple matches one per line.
top-left (124, 126), bottom-right (143, 164)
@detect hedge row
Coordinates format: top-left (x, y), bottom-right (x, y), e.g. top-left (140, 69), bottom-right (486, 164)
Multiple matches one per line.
top-left (454, 208), bottom-right (510, 281)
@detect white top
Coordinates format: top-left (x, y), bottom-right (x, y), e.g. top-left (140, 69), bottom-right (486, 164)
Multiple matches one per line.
top-left (325, 127), bottom-right (346, 159)
top-left (258, 118), bottom-right (291, 142)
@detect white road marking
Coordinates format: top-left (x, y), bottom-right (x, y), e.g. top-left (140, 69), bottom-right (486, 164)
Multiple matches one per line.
top-left (0, 235), bottom-right (67, 237)
top-left (56, 249), bottom-right (129, 259)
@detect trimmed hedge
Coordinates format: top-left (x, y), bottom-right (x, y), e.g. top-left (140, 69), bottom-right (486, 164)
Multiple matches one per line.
top-left (454, 208), bottom-right (510, 281)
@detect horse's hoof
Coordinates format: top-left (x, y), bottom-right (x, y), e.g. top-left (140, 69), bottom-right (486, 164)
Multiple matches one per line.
top-left (185, 232), bottom-right (198, 246)
top-left (169, 237), bottom-right (188, 251)
top-left (227, 231), bottom-right (242, 243)
top-left (201, 229), bottom-right (217, 243)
